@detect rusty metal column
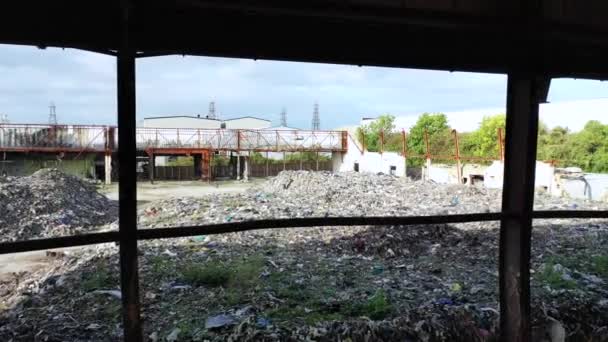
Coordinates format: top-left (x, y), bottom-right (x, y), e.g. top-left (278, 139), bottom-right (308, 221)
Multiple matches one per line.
top-left (453, 130), bottom-right (462, 184)
top-left (117, 0), bottom-right (142, 340)
top-left (499, 73), bottom-right (540, 342)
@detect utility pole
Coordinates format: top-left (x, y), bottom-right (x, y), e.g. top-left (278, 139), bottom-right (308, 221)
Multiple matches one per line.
top-left (312, 102), bottom-right (320, 130)
top-left (280, 107), bottom-right (287, 127)
top-left (208, 101), bottom-right (216, 119)
top-left (49, 102), bottom-right (57, 125)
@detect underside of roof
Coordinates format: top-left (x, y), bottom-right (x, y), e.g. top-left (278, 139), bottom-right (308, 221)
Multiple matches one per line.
top-left (2, 0), bottom-right (608, 79)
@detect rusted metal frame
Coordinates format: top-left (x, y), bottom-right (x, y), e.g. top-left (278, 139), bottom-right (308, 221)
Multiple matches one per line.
top-left (117, 0), bottom-right (143, 339)
top-left (0, 147), bottom-right (105, 153)
top-left (499, 73), bottom-right (541, 342)
top-left (1, 210), bottom-right (606, 256)
top-left (401, 130), bottom-right (407, 157)
top-left (239, 130), bottom-right (255, 150)
top-left (73, 128), bottom-right (105, 160)
top-left (315, 133), bottom-right (332, 150)
top-left (423, 129), bottom-right (430, 158)
top-left (533, 210), bottom-right (608, 219)
top-left (452, 129), bottom-right (462, 183)
top-left (1, 123), bottom-right (115, 129)
top-left (0, 231), bottom-right (119, 255)
top-left (256, 131), bottom-right (273, 149)
top-left (180, 130), bottom-right (198, 146)
top-left (498, 127), bottom-right (505, 162)
top-left (276, 131), bottom-right (294, 151)
top-left (201, 131), bottom-right (217, 148)
top-left (137, 213), bottom-right (502, 240)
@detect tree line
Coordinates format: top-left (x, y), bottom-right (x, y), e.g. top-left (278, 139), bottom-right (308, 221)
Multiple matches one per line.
top-left (356, 113), bottom-right (608, 173)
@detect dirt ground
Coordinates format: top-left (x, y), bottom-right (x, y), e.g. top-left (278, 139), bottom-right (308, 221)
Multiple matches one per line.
top-left (99, 179), bottom-right (264, 207)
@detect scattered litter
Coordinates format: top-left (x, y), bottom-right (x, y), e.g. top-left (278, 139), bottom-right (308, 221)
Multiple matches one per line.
top-left (205, 314), bottom-right (237, 329)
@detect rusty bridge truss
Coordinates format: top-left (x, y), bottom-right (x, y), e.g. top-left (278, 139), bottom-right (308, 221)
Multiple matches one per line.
top-left (0, 124), bottom-right (348, 155)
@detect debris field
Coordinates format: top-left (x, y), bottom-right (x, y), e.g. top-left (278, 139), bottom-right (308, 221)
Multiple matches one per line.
top-left (0, 168), bottom-right (117, 242)
top-left (1, 170), bottom-right (607, 341)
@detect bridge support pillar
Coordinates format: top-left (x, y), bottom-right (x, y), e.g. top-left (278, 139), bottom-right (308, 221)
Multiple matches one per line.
top-left (236, 153), bottom-right (240, 180)
top-left (104, 153), bottom-right (112, 185)
top-left (243, 154), bottom-right (249, 181)
top-left (331, 152), bottom-right (343, 173)
top-left (148, 153), bottom-right (155, 184)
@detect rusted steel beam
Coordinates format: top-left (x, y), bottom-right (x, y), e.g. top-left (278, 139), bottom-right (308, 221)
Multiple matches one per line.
top-left (1, 210), bottom-right (606, 256)
top-left (0, 147), bottom-right (106, 153)
top-left (117, 0), bottom-right (143, 340)
top-left (498, 127), bottom-right (505, 162)
top-left (453, 129), bottom-right (462, 183)
top-left (499, 73), bottom-right (540, 342)
top-left (424, 129), bottom-right (430, 159)
top-left (137, 213), bottom-right (503, 240)
top-left (0, 232), bottom-right (119, 255)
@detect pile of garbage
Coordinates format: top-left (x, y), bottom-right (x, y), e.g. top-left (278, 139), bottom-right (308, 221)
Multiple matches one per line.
top-left (1, 171), bottom-right (607, 341)
top-left (0, 169), bottom-right (117, 241)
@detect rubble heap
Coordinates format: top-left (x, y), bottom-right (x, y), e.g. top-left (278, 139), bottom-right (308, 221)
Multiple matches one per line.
top-left (1, 171), bottom-right (607, 341)
top-left (0, 169), bottom-right (116, 241)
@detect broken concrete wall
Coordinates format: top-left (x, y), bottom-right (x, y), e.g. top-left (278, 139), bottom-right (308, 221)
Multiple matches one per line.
top-left (484, 161), bottom-right (556, 190)
top-left (333, 135), bottom-right (406, 176)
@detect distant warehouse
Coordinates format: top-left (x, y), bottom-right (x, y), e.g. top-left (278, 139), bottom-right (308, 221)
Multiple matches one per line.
top-left (142, 115), bottom-right (272, 130)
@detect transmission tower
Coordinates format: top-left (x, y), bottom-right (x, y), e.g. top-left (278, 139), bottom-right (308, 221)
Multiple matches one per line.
top-left (280, 107), bottom-right (287, 127)
top-left (312, 102), bottom-right (320, 130)
top-left (208, 101), bottom-right (216, 119)
top-left (0, 114), bottom-right (8, 124)
top-left (49, 102), bottom-right (57, 125)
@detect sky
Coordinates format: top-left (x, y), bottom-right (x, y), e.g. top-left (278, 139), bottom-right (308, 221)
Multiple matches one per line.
top-left (0, 44), bottom-right (606, 132)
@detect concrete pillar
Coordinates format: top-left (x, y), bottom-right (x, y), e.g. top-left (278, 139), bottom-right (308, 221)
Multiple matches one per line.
top-left (331, 152), bottom-right (343, 173)
top-left (265, 151), bottom-right (269, 177)
top-left (104, 153), bottom-right (112, 185)
top-left (236, 154), bottom-right (240, 180)
top-left (148, 154), bottom-right (155, 184)
top-left (243, 154), bottom-right (249, 181)
top-left (425, 158), bottom-right (431, 181)
top-left (283, 152), bottom-right (286, 171)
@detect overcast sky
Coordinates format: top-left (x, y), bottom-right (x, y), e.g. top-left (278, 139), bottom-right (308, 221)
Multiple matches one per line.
top-left (1, 44), bottom-right (606, 131)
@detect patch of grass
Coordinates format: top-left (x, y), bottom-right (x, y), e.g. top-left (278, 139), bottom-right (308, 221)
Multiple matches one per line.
top-left (149, 255), bottom-right (174, 278)
top-left (592, 255), bottom-right (608, 277)
top-left (345, 289), bottom-right (393, 320)
top-left (267, 306), bottom-right (344, 324)
top-left (537, 263), bottom-right (577, 290)
top-left (82, 266), bottom-right (114, 291)
top-left (182, 261), bottom-right (230, 287)
top-left (180, 255), bottom-right (266, 305)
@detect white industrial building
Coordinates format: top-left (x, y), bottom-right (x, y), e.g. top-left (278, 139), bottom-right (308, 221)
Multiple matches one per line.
top-left (142, 115), bottom-right (272, 130)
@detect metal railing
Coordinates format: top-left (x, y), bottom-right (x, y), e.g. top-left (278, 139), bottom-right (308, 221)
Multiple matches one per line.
top-left (0, 124), bottom-right (347, 153)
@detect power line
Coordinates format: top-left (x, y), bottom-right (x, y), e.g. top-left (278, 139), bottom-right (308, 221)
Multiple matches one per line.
top-left (312, 102), bottom-right (320, 130)
top-left (208, 101), bottom-right (216, 119)
top-left (280, 107), bottom-right (287, 127)
top-left (49, 102), bottom-right (57, 125)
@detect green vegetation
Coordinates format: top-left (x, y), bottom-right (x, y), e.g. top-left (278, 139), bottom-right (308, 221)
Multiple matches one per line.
top-left (180, 256), bottom-right (265, 304)
top-left (248, 151), bottom-right (330, 164)
top-left (357, 113), bottom-right (608, 172)
top-left (166, 156), bottom-right (194, 166)
top-left (591, 255), bottom-right (608, 277)
top-left (182, 261), bottom-right (231, 287)
top-left (82, 264), bottom-right (115, 291)
top-left (537, 262), bottom-right (577, 290)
